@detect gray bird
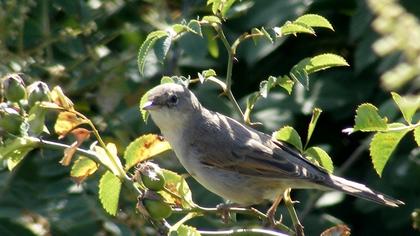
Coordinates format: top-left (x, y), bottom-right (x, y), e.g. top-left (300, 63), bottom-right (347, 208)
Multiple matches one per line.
top-left (142, 83), bottom-right (403, 209)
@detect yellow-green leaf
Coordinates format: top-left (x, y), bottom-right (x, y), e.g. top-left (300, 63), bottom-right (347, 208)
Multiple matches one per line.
top-left (173, 224), bottom-right (201, 236)
top-left (354, 103), bottom-right (388, 132)
top-left (95, 143), bottom-right (124, 177)
top-left (99, 171), bottom-right (122, 216)
top-left (159, 169), bottom-right (194, 208)
top-left (54, 111), bottom-right (86, 138)
top-left (277, 76), bottom-right (294, 95)
top-left (304, 146), bottom-right (334, 173)
top-left (71, 156), bottom-right (98, 184)
top-left (139, 91), bottom-right (150, 123)
top-left (124, 134), bottom-right (171, 170)
top-left (306, 108), bottom-right (322, 148)
top-left (206, 30), bottom-right (219, 58)
top-left (202, 15), bottom-right (221, 24)
top-left (295, 14), bottom-right (334, 31)
top-left (391, 92), bottom-right (419, 124)
top-left (369, 123), bottom-right (409, 177)
top-left (299, 53), bottom-right (349, 75)
top-left (187, 20), bottom-right (202, 36)
top-left (415, 127), bottom-right (420, 147)
top-left (273, 126), bottom-right (303, 152)
top-left (276, 22), bottom-right (315, 37)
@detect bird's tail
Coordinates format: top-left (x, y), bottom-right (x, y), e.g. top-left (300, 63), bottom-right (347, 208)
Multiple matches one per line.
top-left (325, 175), bottom-right (404, 207)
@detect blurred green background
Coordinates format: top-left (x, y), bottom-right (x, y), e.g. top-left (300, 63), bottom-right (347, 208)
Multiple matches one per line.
top-left (0, 0), bottom-right (418, 235)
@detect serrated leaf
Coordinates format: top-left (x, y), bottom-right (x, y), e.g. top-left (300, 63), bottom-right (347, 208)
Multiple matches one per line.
top-left (99, 171), bottom-right (122, 216)
top-left (304, 146), bottom-right (334, 173)
top-left (160, 169), bottom-right (194, 208)
top-left (54, 111), bottom-right (86, 138)
top-left (298, 53), bottom-right (349, 75)
top-left (259, 76), bottom-right (277, 98)
top-left (276, 22), bottom-right (315, 37)
top-left (391, 92), bottom-right (419, 124)
top-left (95, 143), bottom-right (124, 177)
top-left (187, 20), bottom-right (202, 36)
top-left (306, 108), bottom-right (322, 148)
top-left (154, 35), bottom-right (172, 63)
top-left (295, 14), bottom-right (334, 31)
top-left (138, 30), bottom-right (168, 74)
top-left (124, 134), bottom-right (171, 170)
top-left (415, 127), bottom-right (420, 146)
top-left (273, 126), bottom-right (303, 152)
top-left (202, 15), bottom-right (221, 24)
top-left (354, 103), bottom-right (388, 132)
top-left (139, 91), bottom-right (150, 123)
top-left (290, 64), bottom-right (309, 88)
top-left (71, 156), bottom-right (98, 184)
top-left (370, 124), bottom-right (410, 176)
top-left (277, 76), bottom-right (295, 94)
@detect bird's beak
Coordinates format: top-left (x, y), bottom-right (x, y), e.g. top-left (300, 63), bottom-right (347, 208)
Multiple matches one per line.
top-left (142, 100), bottom-right (159, 110)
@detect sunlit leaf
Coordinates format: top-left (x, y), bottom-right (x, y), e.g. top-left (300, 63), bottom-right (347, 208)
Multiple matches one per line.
top-left (159, 169), bottom-right (194, 208)
top-left (320, 224), bottom-right (351, 236)
top-left (295, 14), bottom-right (334, 31)
top-left (296, 53), bottom-right (349, 76)
top-left (154, 35), bottom-right (172, 63)
top-left (54, 111), bottom-right (86, 138)
top-left (187, 20), bottom-right (202, 36)
top-left (124, 134), bottom-right (171, 170)
top-left (174, 224), bottom-right (201, 236)
top-left (206, 30), bottom-right (219, 58)
top-left (95, 143), bottom-right (124, 177)
top-left (60, 128), bottom-right (91, 166)
top-left (415, 127), bottom-right (420, 147)
top-left (202, 15), bottom-right (221, 24)
top-left (391, 92), bottom-right (419, 124)
top-left (273, 126), bottom-right (303, 152)
top-left (370, 123), bottom-right (410, 177)
top-left (71, 156), bottom-right (98, 184)
top-left (277, 76), bottom-right (294, 95)
top-left (276, 21), bottom-right (315, 37)
top-left (306, 108), bottom-right (322, 148)
top-left (354, 103), bottom-right (388, 132)
top-left (304, 146), bottom-right (334, 173)
top-left (27, 103), bottom-right (47, 136)
top-left (50, 86), bottom-right (74, 110)
top-left (99, 171), bottom-right (122, 216)
top-left (0, 137), bottom-right (37, 170)
top-left (138, 30), bottom-right (168, 74)
top-left (139, 91), bottom-right (150, 123)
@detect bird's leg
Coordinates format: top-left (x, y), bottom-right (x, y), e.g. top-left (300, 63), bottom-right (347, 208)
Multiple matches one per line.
top-left (266, 193), bottom-right (283, 226)
top-left (284, 188), bottom-right (304, 236)
top-left (216, 202), bottom-right (239, 223)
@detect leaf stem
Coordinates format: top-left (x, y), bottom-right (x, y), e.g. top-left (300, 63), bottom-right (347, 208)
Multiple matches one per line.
top-left (214, 25), bottom-right (244, 119)
top-left (284, 188), bottom-right (304, 236)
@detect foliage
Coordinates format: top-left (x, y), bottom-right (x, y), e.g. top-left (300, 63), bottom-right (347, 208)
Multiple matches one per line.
top-left (0, 0), bottom-right (419, 236)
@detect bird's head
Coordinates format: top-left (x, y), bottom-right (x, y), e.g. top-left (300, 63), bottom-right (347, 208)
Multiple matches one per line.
top-left (142, 83), bottom-right (201, 130)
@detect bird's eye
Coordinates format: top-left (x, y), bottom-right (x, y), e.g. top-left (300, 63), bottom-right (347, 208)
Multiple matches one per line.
top-left (168, 94), bottom-right (178, 105)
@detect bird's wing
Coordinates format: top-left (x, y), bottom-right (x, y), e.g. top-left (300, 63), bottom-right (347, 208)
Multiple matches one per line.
top-left (199, 137), bottom-right (328, 183)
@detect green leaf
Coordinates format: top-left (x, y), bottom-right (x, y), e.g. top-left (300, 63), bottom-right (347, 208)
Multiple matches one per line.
top-left (202, 15), bottom-right (221, 24)
top-left (124, 134), bottom-right (171, 170)
top-left (206, 30), bottom-right (219, 58)
top-left (275, 21), bottom-right (315, 37)
top-left (304, 146), bottom-right (334, 173)
top-left (259, 76), bottom-right (277, 98)
top-left (251, 27), bottom-right (263, 44)
top-left (261, 27), bottom-right (275, 43)
top-left (99, 171), bottom-right (122, 216)
top-left (273, 126), bottom-right (303, 152)
top-left (298, 53), bottom-right (349, 75)
top-left (173, 224), bottom-right (201, 236)
top-left (160, 169), bottom-right (195, 208)
top-left (290, 63), bottom-right (309, 88)
top-left (154, 35), bottom-right (172, 63)
top-left (202, 69), bottom-right (217, 77)
top-left (139, 91), bottom-right (150, 123)
top-left (161, 76), bottom-right (175, 84)
top-left (187, 20), bottom-right (202, 36)
top-left (277, 76), bottom-right (295, 95)
top-left (295, 14), bottom-right (334, 31)
top-left (354, 103), bottom-right (388, 132)
top-left (172, 24), bottom-right (188, 34)
top-left (94, 143), bottom-right (124, 177)
top-left (70, 156), bottom-right (98, 183)
top-left (391, 92), bottom-right (419, 124)
top-left (415, 126), bottom-right (420, 146)
top-left (138, 30), bottom-right (168, 74)
top-left (27, 103), bottom-right (48, 136)
top-left (306, 108), bottom-right (322, 148)
top-left (0, 137), bottom-right (37, 170)
top-left (370, 124), bottom-right (410, 176)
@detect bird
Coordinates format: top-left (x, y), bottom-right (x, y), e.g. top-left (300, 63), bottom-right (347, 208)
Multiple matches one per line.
top-left (142, 83), bottom-right (404, 212)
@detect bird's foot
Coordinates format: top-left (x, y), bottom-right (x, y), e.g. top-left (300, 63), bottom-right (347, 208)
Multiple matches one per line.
top-left (216, 203), bottom-right (238, 223)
